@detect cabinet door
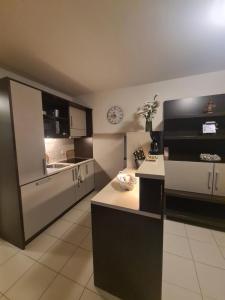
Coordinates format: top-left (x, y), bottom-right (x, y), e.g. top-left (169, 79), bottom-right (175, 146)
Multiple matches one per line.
top-left (74, 164), bottom-right (86, 200)
top-left (69, 107), bottom-right (86, 137)
top-left (21, 169), bottom-right (76, 240)
top-left (85, 161), bottom-right (95, 194)
top-left (213, 164), bottom-right (225, 197)
top-left (10, 81), bottom-right (46, 185)
top-left (165, 161), bottom-right (214, 194)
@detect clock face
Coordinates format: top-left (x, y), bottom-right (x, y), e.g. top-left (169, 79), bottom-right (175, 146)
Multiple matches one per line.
top-left (107, 106), bottom-right (124, 124)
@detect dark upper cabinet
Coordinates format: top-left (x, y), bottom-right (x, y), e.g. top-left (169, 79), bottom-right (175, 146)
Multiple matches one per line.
top-left (42, 92), bottom-right (70, 138)
top-left (164, 94), bottom-right (225, 120)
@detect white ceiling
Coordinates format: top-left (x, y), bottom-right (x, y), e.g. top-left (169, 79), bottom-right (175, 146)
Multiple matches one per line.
top-left (0, 0), bottom-right (225, 96)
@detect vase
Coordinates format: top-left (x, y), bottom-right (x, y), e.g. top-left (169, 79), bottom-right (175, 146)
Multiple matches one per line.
top-left (145, 120), bottom-right (152, 132)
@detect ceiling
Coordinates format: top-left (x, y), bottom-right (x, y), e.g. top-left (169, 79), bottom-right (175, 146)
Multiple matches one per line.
top-left (0, 0), bottom-right (225, 96)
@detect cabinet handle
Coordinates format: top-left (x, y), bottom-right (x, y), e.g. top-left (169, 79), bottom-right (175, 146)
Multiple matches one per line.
top-left (86, 164), bottom-right (88, 175)
top-left (75, 168), bottom-right (78, 180)
top-left (208, 172), bottom-right (212, 190)
top-left (42, 158), bottom-right (47, 175)
top-left (72, 169), bottom-right (75, 181)
top-left (70, 116), bottom-right (73, 128)
top-left (215, 172), bottom-right (219, 191)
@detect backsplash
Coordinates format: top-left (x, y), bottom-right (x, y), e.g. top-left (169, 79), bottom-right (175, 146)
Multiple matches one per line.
top-left (45, 138), bottom-right (74, 163)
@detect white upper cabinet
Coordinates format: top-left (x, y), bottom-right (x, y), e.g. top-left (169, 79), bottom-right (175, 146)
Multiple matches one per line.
top-left (10, 81), bottom-right (46, 185)
top-left (69, 106), bottom-right (86, 137)
top-left (165, 161), bottom-right (214, 195)
top-left (213, 164), bottom-right (225, 197)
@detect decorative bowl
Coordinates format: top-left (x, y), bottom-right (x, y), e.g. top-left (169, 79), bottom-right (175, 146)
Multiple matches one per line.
top-left (117, 172), bottom-right (137, 191)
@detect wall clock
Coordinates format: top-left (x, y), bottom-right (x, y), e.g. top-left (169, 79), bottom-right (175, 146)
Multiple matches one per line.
top-left (107, 106), bottom-right (124, 124)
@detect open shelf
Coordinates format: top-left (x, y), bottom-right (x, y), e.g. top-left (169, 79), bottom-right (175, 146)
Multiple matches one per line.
top-left (164, 134), bottom-right (225, 141)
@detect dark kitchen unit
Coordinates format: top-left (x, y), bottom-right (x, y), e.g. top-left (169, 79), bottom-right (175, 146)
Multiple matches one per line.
top-left (91, 157), bottom-right (165, 300)
top-left (164, 94), bottom-right (225, 230)
top-left (0, 77), bottom-right (94, 249)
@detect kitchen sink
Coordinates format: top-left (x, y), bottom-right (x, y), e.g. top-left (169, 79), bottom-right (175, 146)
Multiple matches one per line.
top-left (47, 163), bottom-right (72, 169)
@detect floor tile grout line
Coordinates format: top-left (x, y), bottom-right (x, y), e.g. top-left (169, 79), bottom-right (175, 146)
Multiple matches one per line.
top-left (162, 279), bottom-right (203, 297)
top-left (2, 255), bottom-right (36, 296)
top-left (184, 225), bottom-right (204, 299)
top-left (210, 229), bottom-right (225, 261)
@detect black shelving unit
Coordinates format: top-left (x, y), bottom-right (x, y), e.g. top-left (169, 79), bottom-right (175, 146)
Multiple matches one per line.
top-left (164, 94), bottom-right (225, 230)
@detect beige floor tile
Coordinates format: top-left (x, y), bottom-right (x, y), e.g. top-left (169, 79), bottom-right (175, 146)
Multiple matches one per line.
top-left (164, 220), bottom-right (186, 237)
top-left (80, 232), bottom-right (92, 251)
top-left (61, 224), bottom-right (89, 246)
top-left (39, 240), bottom-right (77, 272)
top-left (0, 254), bottom-right (34, 293)
top-left (40, 274), bottom-right (84, 300)
top-left (0, 295), bottom-right (9, 300)
top-left (74, 199), bottom-right (91, 212)
top-left (163, 233), bottom-right (192, 259)
top-left (6, 262), bottom-right (56, 300)
top-left (45, 219), bottom-right (73, 239)
top-left (62, 208), bottom-right (85, 223)
top-left (162, 282), bottom-right (202, 300)
top-left (0, 243), bottom-right (18, 265)
top-left (87, 275), bottom-right (121, 300)
top-left (196, 262), bottom-right (225, 300)
top-left (20, 234), bottom-right (57, 260)
top-left (189, 239), bottom-right (225, 269)
top-left (78, 212), bottom-right (92, 228)
top-left (186, 225), bottom-right (215, 243)
top-left (211, 230), bottom-right (225, 247)
top-left (80, 289), bottom-right (103, 300)
top-left (163, 252), bottom-right (200, 293)
top-left (61, 247), bottom-right (93, 286)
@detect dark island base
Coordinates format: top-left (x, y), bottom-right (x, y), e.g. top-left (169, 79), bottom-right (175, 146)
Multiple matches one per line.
top-left (91, 204), bottom-right (163, 300)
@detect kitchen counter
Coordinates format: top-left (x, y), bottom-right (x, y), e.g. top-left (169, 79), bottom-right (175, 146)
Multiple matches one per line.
top-left (91, 161), bottom-right (165, 300)
top-left (46, 158), bottom-right (94, 176)
top-left (135, 155), bottom-right (165, 180)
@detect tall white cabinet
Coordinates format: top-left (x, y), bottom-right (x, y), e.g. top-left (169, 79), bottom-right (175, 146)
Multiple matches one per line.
top-left (10, 81), bottom-right (46, 185)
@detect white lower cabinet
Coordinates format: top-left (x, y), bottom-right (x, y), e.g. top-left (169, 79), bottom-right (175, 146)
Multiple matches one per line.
top-left (213, 163), bottom-right (225, 197)
top-left (74, 161), bottom-right (95, 200)
top-left (165, 161), bottom-right (214, 194)
top-left (85, 161), bottom-right (95, 194)
top-left (74, 164), bottom-right (86, 201)
top-left (21, 169), bottom-right (76, 241)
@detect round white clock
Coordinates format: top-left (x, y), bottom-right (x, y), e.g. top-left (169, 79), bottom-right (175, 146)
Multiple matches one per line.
top-left (107, 106), bottom-right (124, 124)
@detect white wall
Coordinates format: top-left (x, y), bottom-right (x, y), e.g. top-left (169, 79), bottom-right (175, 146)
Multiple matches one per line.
top-left (79, 69), bottom-right (225, 133)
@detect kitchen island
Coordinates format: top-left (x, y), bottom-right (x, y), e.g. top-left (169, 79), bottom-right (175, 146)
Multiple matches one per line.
top-left (91, 156), bottom-right (165, 300)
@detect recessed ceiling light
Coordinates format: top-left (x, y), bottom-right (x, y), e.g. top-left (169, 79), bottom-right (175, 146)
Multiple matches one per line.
top-left (210, 0), bottom-right (225, 27)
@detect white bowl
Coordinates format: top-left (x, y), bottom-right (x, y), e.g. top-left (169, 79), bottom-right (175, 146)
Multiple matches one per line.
top-left (117, 172), bottom-right (137, 191)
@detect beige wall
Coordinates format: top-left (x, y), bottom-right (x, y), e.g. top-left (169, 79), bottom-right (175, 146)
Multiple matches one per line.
top-left (79, 69), bottom-right (225, 134)
top-left (80, 69), bottom-right (225, 186)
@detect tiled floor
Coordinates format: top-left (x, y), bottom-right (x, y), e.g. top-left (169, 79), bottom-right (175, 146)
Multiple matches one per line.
top-left (0, 191), bottom-right (225, 299)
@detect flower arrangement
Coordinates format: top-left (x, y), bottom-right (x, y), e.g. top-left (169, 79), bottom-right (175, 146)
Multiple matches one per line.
top-left (137, 94), bottom-right (160, 132)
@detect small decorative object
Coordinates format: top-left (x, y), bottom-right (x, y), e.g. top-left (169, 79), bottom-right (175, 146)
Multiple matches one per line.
top-left (107, 106), bottom-right (124, 124)
top-left (137, 94), bottom-right (160, 133)
top-left (117, 171), bottom-right (137, 191)
top-left (202, 121), bottom-right (218, 134)
top-left (133, 147), bottom-right (146, 168)
top-left (203, 98), bottom-right (216, 114)
top-left (200, 153), bottom-right (221, 162)
top-left (145, 155), bottom-right (158, 161)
